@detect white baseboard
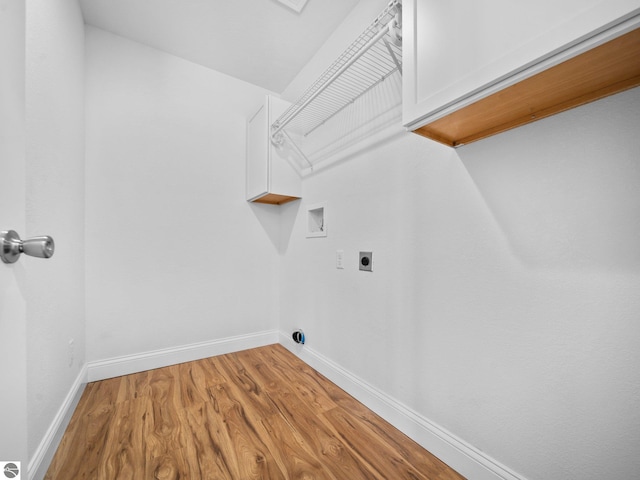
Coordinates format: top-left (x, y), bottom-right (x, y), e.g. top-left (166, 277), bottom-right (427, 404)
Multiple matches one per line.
top-left (87, 330), bottom-right (279, 382)
top-left (278, 331), bottom-right (525, 480)
top-left (28, 364), bottom-right (87, 480)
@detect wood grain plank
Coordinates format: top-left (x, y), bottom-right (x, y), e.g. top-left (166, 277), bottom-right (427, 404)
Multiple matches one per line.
top-left (144, 366), bottom-right (186, 457)
top-left (258, 382), bottom-right (380, 479)
top-left (179, 402), bottom-right (238, 479)
top-left (177, 355), bottom-right (231, 406)
top-left (96, 398), bottom-right (148, 480)
top-left (207, 382), bottom-right (286, 479)
top-left (323, 406), bottom-right (465, 480)
top-left (259, 411), bottom-right (338, 480)
top-left (116, 369), bottom-right (152, 403)
top-left (251, 344), bottom-right (341, 413)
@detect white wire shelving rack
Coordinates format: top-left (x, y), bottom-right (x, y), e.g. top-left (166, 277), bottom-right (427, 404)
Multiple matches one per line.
top-left (271, 0), bottom-right (402, 172)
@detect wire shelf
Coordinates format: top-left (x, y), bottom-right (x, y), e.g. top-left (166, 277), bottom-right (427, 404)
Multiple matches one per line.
top-left (271, 0), bottom-right (402, 157)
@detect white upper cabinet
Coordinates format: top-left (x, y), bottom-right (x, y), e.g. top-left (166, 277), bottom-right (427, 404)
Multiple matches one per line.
top-left (246, 95), bottom-right (301, 205)
top-left (402, 0), bottom-right (640, 145)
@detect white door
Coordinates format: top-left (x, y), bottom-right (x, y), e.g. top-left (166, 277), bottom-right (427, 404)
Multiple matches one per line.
top-left (0, 0), bottom-right (29, 468)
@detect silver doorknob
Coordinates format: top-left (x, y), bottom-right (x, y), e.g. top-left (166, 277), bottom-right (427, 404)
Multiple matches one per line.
top-left (1, 230), bottom-right (55, 264)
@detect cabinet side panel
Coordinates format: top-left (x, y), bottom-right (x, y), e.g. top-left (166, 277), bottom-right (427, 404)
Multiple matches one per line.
top-left (246, 104), bottom-right (269, 201)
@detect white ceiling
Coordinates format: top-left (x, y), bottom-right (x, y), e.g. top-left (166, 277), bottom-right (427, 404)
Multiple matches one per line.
top-left (79, 0), bottom-right (360, 93)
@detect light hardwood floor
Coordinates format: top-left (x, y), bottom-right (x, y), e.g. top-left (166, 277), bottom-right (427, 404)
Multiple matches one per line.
top-left (45, 344), bottom-right (465, 479)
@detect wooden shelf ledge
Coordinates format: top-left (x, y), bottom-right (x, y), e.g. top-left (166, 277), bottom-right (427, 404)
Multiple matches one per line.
top-left (251, 193), bottom-right (300, 205)
top-left (413, 27), bottom-right (640, 147)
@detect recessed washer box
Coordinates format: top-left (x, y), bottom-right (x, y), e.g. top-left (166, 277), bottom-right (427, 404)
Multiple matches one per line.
top-left (359, 251), bottom-right (373, 272)
top-left (306, 202), bottom-right (327, 238)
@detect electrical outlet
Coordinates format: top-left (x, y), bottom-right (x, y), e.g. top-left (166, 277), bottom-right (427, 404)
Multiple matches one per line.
top-left (359, 251), bottom-right (373, 272)
top-left (336, 250), bottom-right (344, 269)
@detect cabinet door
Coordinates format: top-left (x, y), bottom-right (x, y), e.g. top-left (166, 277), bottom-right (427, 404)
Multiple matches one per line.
top-left (403, 0), bottom-right (640, 130)
top-left (246, 103), bottom-right (269, 201)
top-left (267, 96), bottom-right (300, 200)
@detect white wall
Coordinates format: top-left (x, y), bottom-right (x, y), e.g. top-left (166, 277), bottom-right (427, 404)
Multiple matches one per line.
top-left (0, 0), bottom-right (85, 472)
top-left (279, 86), bottom-right (640, 480)
top-left (24, 0), bottom-right (86, 466)
top-left (281, 89), bottom-right (640, 480)
top-left (0, 0), bottom-right (28, 468)
top-left (279, 1), bottom-right (640, 479)
top-left (85, 27), bottom-right (280, 363)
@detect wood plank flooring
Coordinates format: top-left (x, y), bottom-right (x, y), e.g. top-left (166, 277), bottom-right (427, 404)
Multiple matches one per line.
top-left (45, 344), bottom-right (465, 479)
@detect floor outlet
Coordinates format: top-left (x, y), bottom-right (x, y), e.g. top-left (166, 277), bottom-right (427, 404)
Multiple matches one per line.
top-left (292, 330), bottom-right (305, 344)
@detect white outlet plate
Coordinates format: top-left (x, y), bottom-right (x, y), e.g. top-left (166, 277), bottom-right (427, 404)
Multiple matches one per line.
top-left (336, 250), bottom-right (344, 269)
